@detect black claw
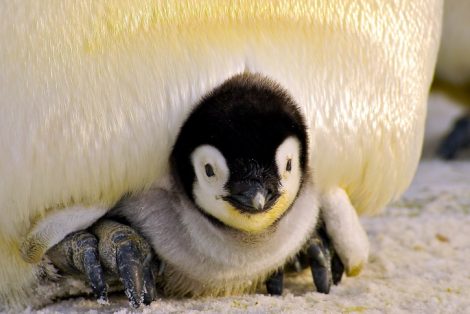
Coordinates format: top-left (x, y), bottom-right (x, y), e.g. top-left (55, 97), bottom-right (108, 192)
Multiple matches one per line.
top-left (273, 227), bottom-right (343, 296)
top-left (307, 240), bottom-right (331, 294)
top-left (331, 253), bottom-right (344, 285)
top-left (46, 231), bottom-right (109, 303)
top-left (91, 219), bottom-right (159, 308)
top-left (48, 219), bottom-right (160, 308)
top-left (82, 245), bottom-right (108, 303)
top-left (437, 115), bottom-right (470, 160)
top-left (142, 255), bottom-right (157, 305)
top-left (116, 242), bottom-right (145, 308)
top-left (286, 221), bottom-right (346, 295)
top-left (265, 270), bottom-right (284, 295)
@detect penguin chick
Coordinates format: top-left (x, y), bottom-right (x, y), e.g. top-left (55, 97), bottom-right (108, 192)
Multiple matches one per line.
top-left (48, 73), bottom-right (368, 307)
top-left (114, 73), bottom-right (316, 297)
top-left (46, 74), bottom-right (361, 305)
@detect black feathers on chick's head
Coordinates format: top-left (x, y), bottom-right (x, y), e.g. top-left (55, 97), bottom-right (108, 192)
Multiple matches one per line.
top-left (171, 73), bottom-right (308, 202)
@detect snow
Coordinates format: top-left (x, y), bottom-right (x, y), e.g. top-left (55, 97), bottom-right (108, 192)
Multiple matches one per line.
top-left (36, 93), bottom-right (470, 313)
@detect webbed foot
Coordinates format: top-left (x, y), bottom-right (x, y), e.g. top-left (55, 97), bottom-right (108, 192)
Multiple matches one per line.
top-left (304, 225), bottom-right (344, 294)
top-left (437, 114), bottom-right (470, 160)
top-left (46, 219), bottom-right (159, 308)
top-left (265, 270), bottom-right (284, 295)
top-left (265, 223), bottom-right (344, 296)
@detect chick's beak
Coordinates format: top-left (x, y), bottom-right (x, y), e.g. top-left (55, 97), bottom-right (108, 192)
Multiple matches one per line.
top-left (224, 181), bottom-right (279, 213)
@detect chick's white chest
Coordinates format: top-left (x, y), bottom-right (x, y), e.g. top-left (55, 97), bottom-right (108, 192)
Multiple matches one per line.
top-left (114, 179), bottom-right (319, 296)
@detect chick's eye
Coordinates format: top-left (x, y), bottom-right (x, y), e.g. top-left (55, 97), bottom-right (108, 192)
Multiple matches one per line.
top-left (205, 164), bottom-right (215, 177)
top-left (286, 158), bottom-right (292, 172)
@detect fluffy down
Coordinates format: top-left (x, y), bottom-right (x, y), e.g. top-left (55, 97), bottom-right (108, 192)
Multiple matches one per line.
top-left (110, 176), bottom-right (320, 298)
top-left (0, 0), bottom-right (442, 309)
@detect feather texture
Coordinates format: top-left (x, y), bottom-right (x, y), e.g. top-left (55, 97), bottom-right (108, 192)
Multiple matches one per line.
top-left (0, 0), bottom-right (442, 309)
top-left (111, 176), bottom-right (320, 298)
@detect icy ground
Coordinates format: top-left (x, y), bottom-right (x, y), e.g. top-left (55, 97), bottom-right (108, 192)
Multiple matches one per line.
top-left (36, 94), bottom-right (470, 313)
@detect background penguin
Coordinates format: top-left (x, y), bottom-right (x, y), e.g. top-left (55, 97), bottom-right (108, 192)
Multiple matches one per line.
top-left (0, 1), bottom-right (442, 310)
top-left (434, 0), bottom-right (470, 159)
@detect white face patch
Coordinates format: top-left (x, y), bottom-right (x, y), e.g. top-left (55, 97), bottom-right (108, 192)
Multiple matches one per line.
top-left (191, 145), bottom-right (230, 218)
top-left (190, 137), bottom-right (303, 233)
top-left (275, 136), bottom-right (302, 204)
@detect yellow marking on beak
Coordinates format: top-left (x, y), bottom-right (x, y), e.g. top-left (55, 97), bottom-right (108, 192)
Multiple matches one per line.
top-left (221, 192), bottom-right (293, 233)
